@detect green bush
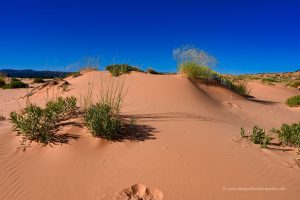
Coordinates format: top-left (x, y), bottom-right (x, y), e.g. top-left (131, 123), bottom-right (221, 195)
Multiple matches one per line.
top-left (179, 61), bottom-right (216, 81)
top-left (286, 95), bottom-right (300, 107)
top-left (84, 103), bottom-right (121, 139)
top-left (0, 77), bottom-right (5, 87)
top-left (147, 68), bottom-right (162, 75)
top-left (287, 81), bottom-right (300, 88)
top-left (272, 123), bottom-right (300, 150)
top-left (2, 80), bottom-right (28, 89)
top-left (71, 72), bottom-right (81, 78)
top-left (241, 126), bottom-right (272, 148)
top-left (10, 96), bottom-right (77, 144)
top-left (179, 62), bottom-right (251, 96)
top-left (32, 78), bottom-right (45, 83)
top-left (106, 64), bottom-right (143, 77)
top-left (221, 78), bottom-right (251, 96)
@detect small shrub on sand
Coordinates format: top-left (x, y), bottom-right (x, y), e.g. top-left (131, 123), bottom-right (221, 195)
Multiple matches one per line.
top-left (287, 81), bottom-right (300, 88)
top-left (10, 96), bottom-right (77, 144)
top-left (71, 72), bottom-right (81, 78)
top-left (84, 80), bottom-right (126, 139)
top-left (33, 78), bottom-right (45, 83)
top-left (286, 95), bottom-right (300, 107)
top-left (106, 64), bottom-right (143, 77)
top-left (241, 126), bottom-right (272, 148)
top-left (0, 77), bottom-right (5, 87)
top-left (272, 123), bottom-right (300, 150)
top-left (147, 68), bottom-right (162, 75)
top-left (221, 78), bottom-right (251, 96)
top-left (250, 126), bottom-right (272, 148)
top-left (3, 80), bottom-right (28, 89)
top-left (84, 103), bottom-right (121, 139)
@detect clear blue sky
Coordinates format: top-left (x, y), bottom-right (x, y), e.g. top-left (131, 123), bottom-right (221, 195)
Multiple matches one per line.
top-left (0, 0), bottom-right (299, 74)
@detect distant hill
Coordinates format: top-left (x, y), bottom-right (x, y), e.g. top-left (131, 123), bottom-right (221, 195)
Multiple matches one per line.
top-left (0, 69), bottom-right (71, 78)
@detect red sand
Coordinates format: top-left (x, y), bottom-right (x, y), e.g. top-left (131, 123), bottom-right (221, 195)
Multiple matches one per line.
top-left (0, 71), bottom-right (300, 199)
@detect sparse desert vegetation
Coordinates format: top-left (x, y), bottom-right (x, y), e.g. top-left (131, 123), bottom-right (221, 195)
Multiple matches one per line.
top-left (106, 64), bottom-right (143, 77)
top-left (272, 123), bottom-right (300, 151)
top-left (10, 96), bottom-right (77, 144)
top-left (32, 77), bottom-right (45, 83)
top-left (175, 47), bottom-right (250, 96)
top-left (286, 95), bottom-right (300, 107)
top-left (240, 126), bottom-right (272, 148)
top-left (2, 78), bottom-right (28, 89)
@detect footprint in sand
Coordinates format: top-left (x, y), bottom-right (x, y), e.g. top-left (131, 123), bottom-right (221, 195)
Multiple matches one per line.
top-left (115, 184), bottom-right (163, 200)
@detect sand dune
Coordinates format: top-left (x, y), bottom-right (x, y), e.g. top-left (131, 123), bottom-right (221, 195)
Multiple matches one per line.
top-left (0, 71), bottom-right (300, 199)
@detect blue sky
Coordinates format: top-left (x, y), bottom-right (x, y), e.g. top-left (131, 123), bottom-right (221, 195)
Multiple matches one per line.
top-left (0, 0), bottom-right (299, 74)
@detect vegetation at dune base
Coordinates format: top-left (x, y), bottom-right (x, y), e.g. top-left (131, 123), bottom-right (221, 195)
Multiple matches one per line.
top-left (33, 77), bottom-right (45, 83)
top-left (286, 81), bottom-right (300, 88)
top-left (10, 96), bottom-right (77, 144)
top-left (240, 126), bottom-right (272, 148)
top-left (286, 95), bottom-right (300, 107)
top-left (84, 81), bottom-right (125, 140)
top-left (173, 46), bottom-right (251, 96)
top-left (272, 123), bottom-right (300, 151)
top-left (0, 77), bottom-right (5, 87)
top-left (2, 79), bottom-right (28, 89)
top-left (106, 64), bottom-right (143, 77)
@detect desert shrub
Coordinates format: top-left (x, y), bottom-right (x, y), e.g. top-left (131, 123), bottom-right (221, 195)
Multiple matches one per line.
top-left (0, 77), bottom-right (5, 87)
top-left (179, 61), bottom-right (216, 81)
top-left (287, 81), bottom-right (300, 88)
top-left (3, 80), bottom-right (28, 89)
top-left (71, 72), bottom-right (81, 78)
top-left (240, 127), bottom-right (246, 138)
top-left (147, 68), bottom-right (162, 75)
top-left (241, 126), bottom-right (272, 148)
top-left (262, 77), bottom-right (278, 83)
top-left (84, 103), bottom-right (121, 139)
top-left (286, 95), bottom-right (300, 107)
top-left (106, 64), bottom-right (143, 77)
top-left (33, 78), bottom-right (45, 83)
top-left (221, 78), bottom-right (251, 96)
top-left (272, 123), bottom-right (300, 150)
top-left (10, 96), bottom-right (77, 144)
top-left (84, 80), bottom-right (125, 139)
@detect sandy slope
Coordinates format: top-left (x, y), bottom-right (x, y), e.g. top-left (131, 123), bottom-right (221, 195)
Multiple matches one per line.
top-left (0, 71), bottom-right (300, 200)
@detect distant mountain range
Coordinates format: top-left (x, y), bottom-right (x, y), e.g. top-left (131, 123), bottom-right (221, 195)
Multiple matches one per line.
top-left (0, 69), bottom-right (71, 78)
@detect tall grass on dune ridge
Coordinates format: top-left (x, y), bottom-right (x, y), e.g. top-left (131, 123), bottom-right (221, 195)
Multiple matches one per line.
top-left (174, 46), bottom-right (250, 96)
